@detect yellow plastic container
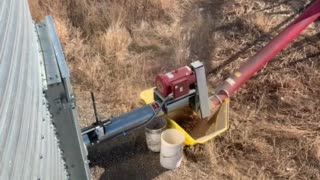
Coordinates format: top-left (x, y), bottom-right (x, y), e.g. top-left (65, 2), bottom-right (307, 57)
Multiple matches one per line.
top-left (140, 88), bottom-right (230, 146)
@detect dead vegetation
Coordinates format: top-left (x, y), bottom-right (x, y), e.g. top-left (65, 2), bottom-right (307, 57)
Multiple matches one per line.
top-left (29, 0), bottom-right (320, 179)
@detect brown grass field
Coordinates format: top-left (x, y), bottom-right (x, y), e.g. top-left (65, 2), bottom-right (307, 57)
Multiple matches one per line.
top-left (29, 0), bottom-right (320, 179)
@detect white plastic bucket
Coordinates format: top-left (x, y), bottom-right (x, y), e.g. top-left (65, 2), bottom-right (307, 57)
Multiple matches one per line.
top-left (160, 129), bottom-right (185, 169)
top-left (145, 117), bottom-right (167, 152)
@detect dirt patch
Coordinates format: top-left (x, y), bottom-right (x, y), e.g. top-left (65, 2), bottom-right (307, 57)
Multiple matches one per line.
top-left (88, 129), bottom-right (168, 180)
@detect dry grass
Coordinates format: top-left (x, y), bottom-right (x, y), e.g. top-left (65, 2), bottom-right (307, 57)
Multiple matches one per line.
top-left (29, 0), bottom-right (320, 179)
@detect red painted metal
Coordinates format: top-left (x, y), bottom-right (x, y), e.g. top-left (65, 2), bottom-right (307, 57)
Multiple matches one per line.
top-left (210, 0), bottom-right (320, 111)
top-left (155, 66), bottom-right (196, 99)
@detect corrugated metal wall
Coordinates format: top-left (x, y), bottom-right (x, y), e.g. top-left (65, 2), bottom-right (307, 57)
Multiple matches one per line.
top-left (0, 0), bottom-right (68, 179)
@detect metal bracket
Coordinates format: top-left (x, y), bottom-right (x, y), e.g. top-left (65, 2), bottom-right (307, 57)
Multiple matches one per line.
top-left (62, 95), bottom-right (76, 109)
top-left (36, 16), bottom-right (90, 180)
top-left (190, 61), bottom-right (211, 119)
top-left (95, 126), bottom-right (105, 140)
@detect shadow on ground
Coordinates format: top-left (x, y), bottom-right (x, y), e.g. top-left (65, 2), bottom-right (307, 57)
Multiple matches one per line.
top-left (88, 129), bottom-right (167, 180)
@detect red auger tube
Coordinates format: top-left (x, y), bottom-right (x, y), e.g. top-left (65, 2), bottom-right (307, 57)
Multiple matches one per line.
top-left (209, 0), bottom-right (320, 113)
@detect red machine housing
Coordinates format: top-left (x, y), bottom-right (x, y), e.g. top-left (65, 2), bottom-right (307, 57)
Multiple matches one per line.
top-left (155, 66), bottom-right (196, 99)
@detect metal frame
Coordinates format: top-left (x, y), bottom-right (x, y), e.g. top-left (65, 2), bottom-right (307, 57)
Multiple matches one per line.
top-left (36, 16), bottom-right (90, 180)
top-left (190, 61), bottom-right (211, 119)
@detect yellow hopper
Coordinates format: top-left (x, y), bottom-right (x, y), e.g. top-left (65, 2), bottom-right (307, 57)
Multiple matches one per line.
top-left (140, 88), bottom-right (230, 146)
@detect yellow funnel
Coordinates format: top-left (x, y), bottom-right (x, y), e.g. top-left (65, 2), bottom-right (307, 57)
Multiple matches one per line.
top-left (140, 88), bottom-right (229, 146)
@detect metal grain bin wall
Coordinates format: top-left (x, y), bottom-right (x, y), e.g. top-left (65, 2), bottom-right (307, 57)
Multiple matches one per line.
top-left (0, 0), bottom-right (90, 179)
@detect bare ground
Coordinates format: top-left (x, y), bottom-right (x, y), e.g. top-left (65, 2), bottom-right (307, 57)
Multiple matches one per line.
top-left (29, 0), bottom-right (320, 179)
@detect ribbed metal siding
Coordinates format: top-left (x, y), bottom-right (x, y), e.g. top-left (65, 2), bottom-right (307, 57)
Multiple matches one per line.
top-left (0, 0), bottom-right (68, 179)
